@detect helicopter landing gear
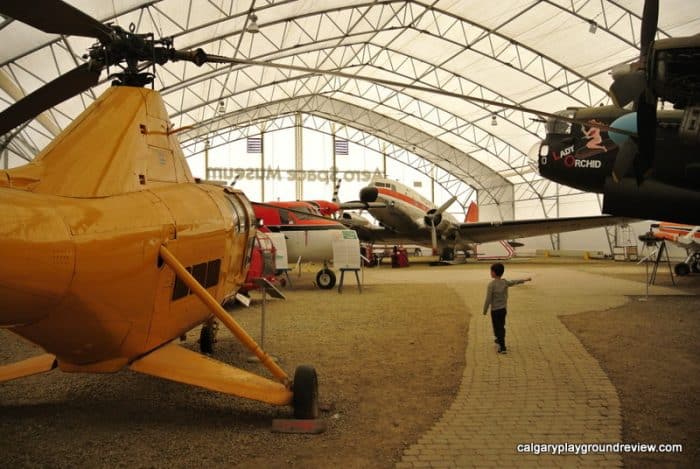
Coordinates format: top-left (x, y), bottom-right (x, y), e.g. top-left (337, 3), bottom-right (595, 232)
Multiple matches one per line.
top-left (199, 320), bottom-right (218, 354)
top-left (292, 365), bottom-right (319, 419)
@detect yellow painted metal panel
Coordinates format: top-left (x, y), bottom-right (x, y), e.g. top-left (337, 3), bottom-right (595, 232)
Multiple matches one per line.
top-left (0, 354), bottom-right (56, 383)
top-left (0, 190), bottom-right (74, 326)
top-left (130, 343), bottom-right (292, 406)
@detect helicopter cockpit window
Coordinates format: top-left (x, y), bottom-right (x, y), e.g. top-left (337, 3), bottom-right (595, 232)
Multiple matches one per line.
top-left (223, 192), bottom-right (248, 233)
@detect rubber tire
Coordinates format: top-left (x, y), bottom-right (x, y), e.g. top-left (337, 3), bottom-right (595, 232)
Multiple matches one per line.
top-left (674, 262), bottom-right (691, 276)
top-left (316, 269), bottom-right (336, 289)
top-left (692, 254), bottom-right (700, 273)
top-left (199, 323), bottom-right (215, 354)
top-left (292, 365), bottom-right (319, 419)
top-left (440, 247), bottom-right (455, 261)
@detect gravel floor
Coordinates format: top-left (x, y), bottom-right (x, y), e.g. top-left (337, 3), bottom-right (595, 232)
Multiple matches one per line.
top-left (1, 260), bottom-right (698, 467)
top-left (0, 274), bottom-right (467, 468)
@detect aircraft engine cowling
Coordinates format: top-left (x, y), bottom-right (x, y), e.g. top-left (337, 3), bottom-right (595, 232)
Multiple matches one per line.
top-left (359, 186), bottom-right (378, 203)
top-left (421, 210), bottom-right (451, 234)
top-left (424, 209), bottom-right (442, 228)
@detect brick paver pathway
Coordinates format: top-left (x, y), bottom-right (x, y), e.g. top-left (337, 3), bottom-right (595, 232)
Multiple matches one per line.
top-left (377, 265), bottom-right (683, 468)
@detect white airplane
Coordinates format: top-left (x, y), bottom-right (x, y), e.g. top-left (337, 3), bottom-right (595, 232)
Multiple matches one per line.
top-left (352, 177), bottom-right (630, 261)
top-left (639, 222), bottom-right (700, 276)
top-left (252, 201), bottom-right (358, 289)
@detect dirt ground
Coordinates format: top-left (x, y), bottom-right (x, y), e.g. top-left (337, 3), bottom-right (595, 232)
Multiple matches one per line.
top-left (1, 259), bottom-right (698, 467)
top-left (0, 278), bottom-right (468, 468)
top-left (560, 268), bottom-right (700, 468)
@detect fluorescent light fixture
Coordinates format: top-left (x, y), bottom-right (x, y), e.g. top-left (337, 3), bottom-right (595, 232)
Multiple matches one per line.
top-left (247, 13), bottom-right (260, 34)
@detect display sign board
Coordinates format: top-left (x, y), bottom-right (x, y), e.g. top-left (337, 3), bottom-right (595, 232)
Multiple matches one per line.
top-left (332, 238), bottom-right (361, 270)
top-left (266, 232), bottom-right (289, 270)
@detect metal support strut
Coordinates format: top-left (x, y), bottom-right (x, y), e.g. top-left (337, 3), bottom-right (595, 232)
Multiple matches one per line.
top-left (159, 245), bottom-right (290, 386)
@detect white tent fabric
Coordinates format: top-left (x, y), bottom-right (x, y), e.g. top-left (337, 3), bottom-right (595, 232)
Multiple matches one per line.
top-left (1, 0), bottom-right (699, 216)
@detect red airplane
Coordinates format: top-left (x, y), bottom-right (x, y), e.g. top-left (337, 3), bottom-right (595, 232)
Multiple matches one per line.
top-left (640, 223), bottom-right (700, 276)
top-left (252, 201), bottom-right (359, 289)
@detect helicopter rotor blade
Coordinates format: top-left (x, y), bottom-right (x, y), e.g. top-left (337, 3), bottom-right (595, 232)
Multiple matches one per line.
top-left (0, 63), bottom-right (102, 137)
top-left (0, 0), bottom-right (114, 43)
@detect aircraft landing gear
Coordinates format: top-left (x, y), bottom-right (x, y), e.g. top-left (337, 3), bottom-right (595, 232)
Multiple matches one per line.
top-left (316, 268), bottom-right (336, 289)
top-left (674, 262), bottom-right (691, 276)
top-left (292, 365), bottom-right (319, 419)
top-left (199, 320), bottom-right (218, 354)
top-left (692, 253), bottom-right (700, 273)
top-left (440, 247), bottom-right (455, 261)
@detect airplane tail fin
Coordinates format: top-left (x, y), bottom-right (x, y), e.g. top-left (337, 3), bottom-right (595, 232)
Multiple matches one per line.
top-left (465, 202), bottom-right (479, 223)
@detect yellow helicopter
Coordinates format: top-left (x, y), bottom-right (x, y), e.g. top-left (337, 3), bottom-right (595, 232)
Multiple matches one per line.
top-left (0, 0), bottom-right (317, 419)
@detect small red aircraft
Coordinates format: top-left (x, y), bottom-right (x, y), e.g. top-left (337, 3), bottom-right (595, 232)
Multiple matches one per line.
top-left (252, 201), bottom-right (359, 289)
top-left (640, 223), bottom-right (700, 276)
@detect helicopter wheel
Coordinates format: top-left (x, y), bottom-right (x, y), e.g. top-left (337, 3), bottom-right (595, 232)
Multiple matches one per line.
top-left (292, 365), bottom-right (319, 419)
top-left (674, 262), bottom-right (691, 276)
top-left (316, 269), bottom-right (336, 289)
top-left (199, 321), bottom-right (218, 354)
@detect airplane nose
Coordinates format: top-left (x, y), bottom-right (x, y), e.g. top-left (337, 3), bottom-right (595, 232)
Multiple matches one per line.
top-left (359, 186), bottom-right (378, 203)
top-left (609, 112), bottom-right (637, 147)
top-left (0, 190), bottom-right (74, 326)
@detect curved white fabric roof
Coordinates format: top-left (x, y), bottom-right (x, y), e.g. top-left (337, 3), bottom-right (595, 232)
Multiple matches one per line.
top-left (1, 0), bottom-right (699, 209)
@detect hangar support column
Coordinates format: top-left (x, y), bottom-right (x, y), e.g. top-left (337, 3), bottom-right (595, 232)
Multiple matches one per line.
top-left (294, 112), bottom-right (303, 200)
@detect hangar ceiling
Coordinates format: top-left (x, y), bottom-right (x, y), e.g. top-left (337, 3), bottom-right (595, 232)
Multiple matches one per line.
top-left (1, 0), bottom-right (699, 214)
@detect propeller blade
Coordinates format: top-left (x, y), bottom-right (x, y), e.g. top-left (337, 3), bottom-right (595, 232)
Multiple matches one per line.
top-left (430, 225), bottom-right (438, 253)
top-left (0, 63), bottom-right (101, 136)
top-left (611, 138), bottom-right (639, 183)
top-left (634, 94), bottom-right (657, 181)
top-left (0, 0), bottom-right (113, 43)
top-left (436, 195), bottom-right (457, 215)
top-left (640, 0), bottom-right (659, 58)
top-left (609, 71), bottom-right (646, 108)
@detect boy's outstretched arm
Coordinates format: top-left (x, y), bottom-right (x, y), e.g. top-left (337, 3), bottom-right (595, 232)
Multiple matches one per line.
top-left (506, 277), bottom-right (532, 286)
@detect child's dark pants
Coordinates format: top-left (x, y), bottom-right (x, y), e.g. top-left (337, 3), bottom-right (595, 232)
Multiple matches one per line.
top-left (491, 308), bottom-right (507, 348)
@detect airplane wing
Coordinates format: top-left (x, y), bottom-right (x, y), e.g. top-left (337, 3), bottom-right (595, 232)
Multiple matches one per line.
top-left (455, 215), bottom-right (632, 244)
top-left (338, 201), bottom-right (386, 210)
top-left (346, 215), bottom-right (632, 246)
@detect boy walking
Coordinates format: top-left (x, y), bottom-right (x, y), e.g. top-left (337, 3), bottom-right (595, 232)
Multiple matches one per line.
top-left (482, 263), bottom-right (531, 354)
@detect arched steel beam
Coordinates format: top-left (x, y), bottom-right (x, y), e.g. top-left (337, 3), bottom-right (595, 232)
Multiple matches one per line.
top-left (178, 94), bottom-right (513, 207)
